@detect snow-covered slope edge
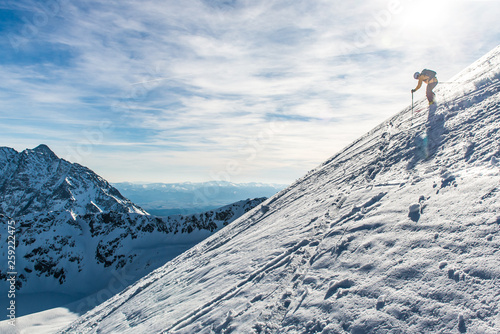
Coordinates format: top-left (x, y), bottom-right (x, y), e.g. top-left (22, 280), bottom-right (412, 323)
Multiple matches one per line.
top-left (60, 46), bottom-right (500, 333)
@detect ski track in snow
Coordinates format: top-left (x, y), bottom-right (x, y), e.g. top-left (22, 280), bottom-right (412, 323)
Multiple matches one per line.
top-left (24, 46), bottom-right (500, 334)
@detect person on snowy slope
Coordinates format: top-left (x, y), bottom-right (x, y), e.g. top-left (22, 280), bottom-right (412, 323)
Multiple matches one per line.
top-left (412, 69), bottom-right (438, 105)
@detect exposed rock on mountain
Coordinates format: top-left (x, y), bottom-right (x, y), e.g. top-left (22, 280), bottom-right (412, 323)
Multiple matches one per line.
top-left (0, 144), bottom-right (146, 217)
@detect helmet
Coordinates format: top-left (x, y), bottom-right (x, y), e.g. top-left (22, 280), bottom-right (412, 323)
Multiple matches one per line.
top-left (414, 72), bottom-right (420, 80)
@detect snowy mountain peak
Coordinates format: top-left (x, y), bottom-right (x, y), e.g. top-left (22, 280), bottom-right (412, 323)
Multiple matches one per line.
top-left (61, 46), bottom-right (500, 333)
top-left (0, 145), bottom-right (146, 217)
top-left (31, 144), bottom-right (59, 160)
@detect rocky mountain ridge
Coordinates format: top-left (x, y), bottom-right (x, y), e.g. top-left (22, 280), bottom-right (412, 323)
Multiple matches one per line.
top-left (0, 144), bottom-right (146, 217)
top-left (1, 197), bottom-right (265, 297)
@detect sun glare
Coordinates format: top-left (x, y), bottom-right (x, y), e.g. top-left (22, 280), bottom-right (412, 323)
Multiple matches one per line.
top-left (398, 0), bottom-right (453, 33)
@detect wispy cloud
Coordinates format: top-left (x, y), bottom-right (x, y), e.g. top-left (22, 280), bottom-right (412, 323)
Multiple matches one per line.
top-left (0, 0), bottom-right (499, 183)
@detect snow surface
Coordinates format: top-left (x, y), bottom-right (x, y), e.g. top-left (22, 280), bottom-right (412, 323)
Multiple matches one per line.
top-left (1, 307), bottom-right (78, 334)
top-left (54, 45), bottom-right (500, 334)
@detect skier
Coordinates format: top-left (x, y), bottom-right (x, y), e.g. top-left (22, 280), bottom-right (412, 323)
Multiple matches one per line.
top-left (412, 69), bottom-right (438, 105)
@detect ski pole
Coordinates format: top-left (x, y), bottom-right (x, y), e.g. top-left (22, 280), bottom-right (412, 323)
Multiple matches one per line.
top-left (411, 91), bottom-right (414, 125)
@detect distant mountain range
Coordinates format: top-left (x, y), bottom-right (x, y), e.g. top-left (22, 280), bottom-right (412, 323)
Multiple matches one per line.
top-left (0, 145), bottom-right (268, 317)
top-left (113, 181), bottom-right (286, 216)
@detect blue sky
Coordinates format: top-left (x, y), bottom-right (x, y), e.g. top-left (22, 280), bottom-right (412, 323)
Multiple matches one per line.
top-left (1, 0), bottom-right (499, 184)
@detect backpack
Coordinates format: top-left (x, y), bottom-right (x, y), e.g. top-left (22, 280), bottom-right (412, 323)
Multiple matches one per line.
top-left (421, 69), bottom-right (436, 79)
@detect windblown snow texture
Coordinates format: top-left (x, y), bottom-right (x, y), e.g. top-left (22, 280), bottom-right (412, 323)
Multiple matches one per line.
top-left (59, 46), bottom-right (500, 333)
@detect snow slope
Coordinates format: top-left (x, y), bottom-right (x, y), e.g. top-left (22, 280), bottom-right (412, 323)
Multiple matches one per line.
top-left (58, 45), bottom-right (500, 333)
